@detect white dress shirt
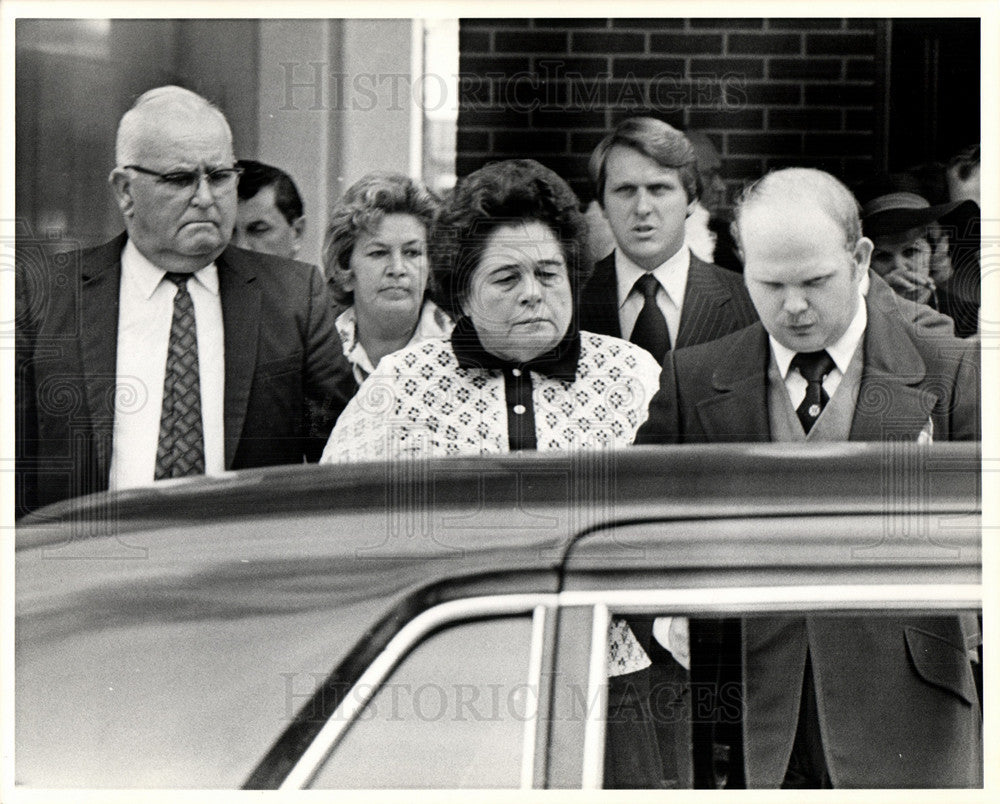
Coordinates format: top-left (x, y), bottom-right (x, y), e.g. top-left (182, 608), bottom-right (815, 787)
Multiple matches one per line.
top-left (769, 289), bottom-right (868, 409)
top-left (108, 240), bottom-right (225, 490)
top-left (615, 247), bottom-right (690, 346)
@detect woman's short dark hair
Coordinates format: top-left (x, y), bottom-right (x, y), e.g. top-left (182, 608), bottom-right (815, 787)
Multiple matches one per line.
top-left (323, 173), bottom-right (440, 307)
top-left (429, 159), bottom-right (591, 318)
top-left (588, 116), bottom-right (700, 205)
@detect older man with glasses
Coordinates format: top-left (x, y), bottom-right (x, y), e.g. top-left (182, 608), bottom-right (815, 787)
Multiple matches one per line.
top-left (15, 85), bottom-right (354, 516)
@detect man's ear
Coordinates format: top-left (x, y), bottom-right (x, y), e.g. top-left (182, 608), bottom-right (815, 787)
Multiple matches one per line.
top-left (686, 197), bottom-right (699, 218)
top-left (852, 236), bottom-right (874, 276)
top-left (290, 217), bottom-right (305, 256)
top-left (109, 168), bottom-right (136, 219)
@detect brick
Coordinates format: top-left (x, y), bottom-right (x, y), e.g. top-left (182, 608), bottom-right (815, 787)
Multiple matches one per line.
top-left (459, 29), bottom-right (490, 53)
top-left (650, 33), bottom-right (724, 54)
top-left (690, 58), bottom-right (766, 80)
top-left (768, 108), bottom-right (840, 130)
top-left (612, 57), bottom-right (686, 78)
top-left (572, 31), bottom-right (646, 53)
top-left (846, 18), bottom-right (878, 31)
top-left (806, 32), bottom-right (876, 55)
top-left (768, 58), bottom-right (842, 81)
top-left (493, 129), bottom-right (567, 153)
top-left (841, 156), bottom-right (876, 182)
top-left (804, 83), bottom-right (875, 106)
top-left (610, 108), bottom-right (685, 129)
top-left (611, 18), bottom-right (684, 30)
top-left (534, 18), bottom-right (609, 29)
top-left (458, 107), bottom-right (531, 129)
top-left (532, 108), bottom-right (608, 129)
top-left (765, 156), bottom-right (844, 174)
top-left (456, 130), bottom-right (490, 152)
top-left (570, 130), bottom-right (609, 154)
top-left (457, 72), bottom-right (493, 107)
top-left (494, 31), bottom-right (568, 53)
top-left (462, 18), bottom-right (531, 29)
top-left (738, 82), bottom-right (802, 105)
top-left (727, 33), bottom-right (801, 55)
top-left (492, 76), bottom-right (568, 110)
top-left (687, 108), bottom-right (764, 130)
top-left (728, 133), bottom-right (803, 156)
top-left (647, 78), bottom-right (736, 112)
top-left (456, 155), bottom-right (491, 178)
top-left (534, 57), bottom-right (609, 79)
top-left (804, 132), bottom-right (873, 155)
top-left (845, 108), bottom-right (874, 130)
top-left (725, 157), bottom-right (766, 179)
top-left (690, 18), bottom-right (764, 29)
top-left (766, 18), bottom-right (844, 30)
top-left (460, 56), bottom-right (532, 77)
top-left (845, 58), bottom-right (875, 81)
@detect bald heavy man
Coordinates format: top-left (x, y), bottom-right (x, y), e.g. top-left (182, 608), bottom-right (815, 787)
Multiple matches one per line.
top-left (16, 86), bottom-right (353, 515)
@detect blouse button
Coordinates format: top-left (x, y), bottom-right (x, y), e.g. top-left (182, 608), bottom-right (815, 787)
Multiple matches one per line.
top-left (511, 368), bottom-right (522, 377)
top-left (513, 404), bottom-right (526, 415)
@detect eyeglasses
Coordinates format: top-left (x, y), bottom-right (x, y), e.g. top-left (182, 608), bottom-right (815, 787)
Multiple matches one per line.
top-left (123, 164), bottom-right (244, 193)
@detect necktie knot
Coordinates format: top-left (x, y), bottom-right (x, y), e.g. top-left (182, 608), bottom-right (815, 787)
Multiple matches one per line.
top-left (164, 272), bottom-right (192, 288)
top-left (791, 350), bottom-right (835, 384)
top-left (634, 272), bottom-right (660, 300)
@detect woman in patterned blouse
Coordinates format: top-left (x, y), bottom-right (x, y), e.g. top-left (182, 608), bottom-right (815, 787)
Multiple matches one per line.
top-left (322, 159), bottom-right (667, 788)
top-left (323, 172), bottom-right (454, 390)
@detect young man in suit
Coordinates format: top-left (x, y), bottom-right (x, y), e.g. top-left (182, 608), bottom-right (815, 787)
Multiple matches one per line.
top-left (579, 117), bottom-right (758, 362)
top-left (16, 86), bottom-right (353, 516)
top-left (636, 168), bottom-right (981, 788)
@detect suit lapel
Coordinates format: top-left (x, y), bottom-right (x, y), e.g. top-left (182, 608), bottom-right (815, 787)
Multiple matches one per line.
top-left (80, 235), bottom-right (126, 480)
top-left (217, 247), bottom-right (261, 468)
top-left (694, 324), bottom-right (771, 441)
top-left (676, 254), bottom-right (735, 349)
top-left (579, 252), bottom-right (622, 338)
top-left (850, 293), bottom-right (934, 441)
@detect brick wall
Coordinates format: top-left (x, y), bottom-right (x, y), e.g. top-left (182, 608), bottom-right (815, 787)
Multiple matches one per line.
top-left (457, 18), bottom-right (879, 205)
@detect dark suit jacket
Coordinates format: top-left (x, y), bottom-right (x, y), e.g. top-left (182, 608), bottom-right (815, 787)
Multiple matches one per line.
top-left (578, 250), bottom-right (758, 359)
top-left (635, 285), bottom-right (981, 787)
top-left (15, 234), bottom-right (355, 516)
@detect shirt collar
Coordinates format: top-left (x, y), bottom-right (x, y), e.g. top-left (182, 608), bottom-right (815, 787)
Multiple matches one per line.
top-left (770, 290), bottom-right (868, 379)
top-left (121, 238), bottom-right (220, 299)
top-left (614, 246), bottom-right (690, 309)
top-left (336, 300), bottom-right (454, 379)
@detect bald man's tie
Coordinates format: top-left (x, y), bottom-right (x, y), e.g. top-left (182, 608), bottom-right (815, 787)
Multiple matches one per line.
top-left (630, 273), bottom-right (671, 359)
top-left (791, 350), bottom-right (836, 434)
top-left (155, 273), bottom-right (205, 479)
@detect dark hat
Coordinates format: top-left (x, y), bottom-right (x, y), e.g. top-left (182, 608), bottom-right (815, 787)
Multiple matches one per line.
top-left (857, 173), bottom-right (975, 238)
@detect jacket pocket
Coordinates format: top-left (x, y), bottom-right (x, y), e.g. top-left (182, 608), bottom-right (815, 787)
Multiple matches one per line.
top-left (904, 625), bottom-right (977, 706)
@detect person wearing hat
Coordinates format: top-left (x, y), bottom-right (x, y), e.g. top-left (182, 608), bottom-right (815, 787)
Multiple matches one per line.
top-left (859, 174), bottom-right (978, 334)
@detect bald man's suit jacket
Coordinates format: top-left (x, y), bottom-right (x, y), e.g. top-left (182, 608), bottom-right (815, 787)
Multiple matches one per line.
top-left (634, 280), bottom-right (981, 787)
top-left (16, 233), bottom-right (355, 516)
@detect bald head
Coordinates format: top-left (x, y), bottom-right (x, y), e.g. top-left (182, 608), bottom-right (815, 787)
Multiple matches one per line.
top-left (109, 85), bottom-right (239, 273)
top-left (733, 168), bottom-right (863, 255)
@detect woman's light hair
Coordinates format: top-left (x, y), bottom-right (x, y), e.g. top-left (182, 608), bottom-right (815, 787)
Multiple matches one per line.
top-left (323, 173), bottom-right (440, 307)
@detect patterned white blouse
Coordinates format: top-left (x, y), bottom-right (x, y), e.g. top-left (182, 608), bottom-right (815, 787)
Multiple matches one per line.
top-left (321, 329), bottom-right (661, 463)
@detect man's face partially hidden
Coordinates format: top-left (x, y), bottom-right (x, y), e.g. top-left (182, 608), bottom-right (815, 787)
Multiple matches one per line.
top-left (234, 185), bottom-right (304, 259)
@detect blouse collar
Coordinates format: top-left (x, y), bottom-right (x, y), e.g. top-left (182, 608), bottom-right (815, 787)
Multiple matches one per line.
top-left (450, 315), bottom-right (581, 381)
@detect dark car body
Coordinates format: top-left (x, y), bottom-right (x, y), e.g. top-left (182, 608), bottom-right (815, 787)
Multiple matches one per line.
top-left (15, 443), bottom-right (981, 789)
